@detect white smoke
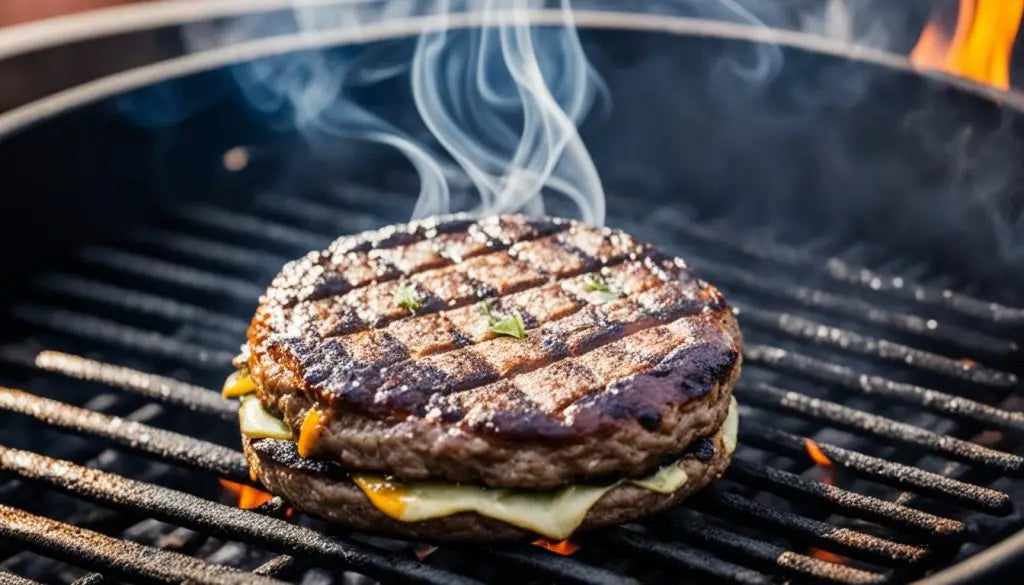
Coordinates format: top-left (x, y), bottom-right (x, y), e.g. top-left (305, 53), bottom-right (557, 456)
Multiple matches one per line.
top-left (411, 0), bottom-right (604, 223)
top-left (182, 0), bottom-right (605, 225)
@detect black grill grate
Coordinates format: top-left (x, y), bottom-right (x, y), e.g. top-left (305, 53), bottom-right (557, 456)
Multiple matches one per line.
top-left (0, 185), bottom-right (1020, 584)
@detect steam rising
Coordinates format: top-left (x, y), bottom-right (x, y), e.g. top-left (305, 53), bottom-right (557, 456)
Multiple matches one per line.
top-left (186, 0), bottom-right (605, 225)
top-left (411, 1), bottom-right (603, 222)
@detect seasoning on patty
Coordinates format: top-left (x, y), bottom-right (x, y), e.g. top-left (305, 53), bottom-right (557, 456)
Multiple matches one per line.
top-left (229, 214), bottom-right (742, 541)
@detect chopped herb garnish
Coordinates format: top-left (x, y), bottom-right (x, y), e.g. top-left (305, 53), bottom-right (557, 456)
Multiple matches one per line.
top-left (584, 275), bottom-right (624, 303)
top-left (479, 299), bottom-right (527, 340)
top-left (478, 299), bottom-right (494, 319)
top-left (395, 282), bottom-right (421, 313)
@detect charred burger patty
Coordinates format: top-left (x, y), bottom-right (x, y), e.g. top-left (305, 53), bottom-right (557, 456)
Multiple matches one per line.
top-left (228, 214), bottom-right (742, 541)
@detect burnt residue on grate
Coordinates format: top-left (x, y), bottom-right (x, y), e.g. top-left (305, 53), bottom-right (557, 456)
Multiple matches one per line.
top-left (0, 192), bottom-right (1020, 585)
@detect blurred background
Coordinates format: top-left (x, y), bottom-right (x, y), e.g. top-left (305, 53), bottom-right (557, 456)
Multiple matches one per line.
top-left (2, 0), bottom-right (1024, 118)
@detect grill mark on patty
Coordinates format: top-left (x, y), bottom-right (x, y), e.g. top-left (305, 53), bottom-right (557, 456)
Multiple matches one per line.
top-left (319, 279), bottom-right (726, 417)
top-left (267, 215), bottom-right (570, 306)
top-left (252, 215), bottom-right (734, 441)
top-left (292, 241), bottom-right (658, 348)
top-left (287, 260), bottom-right (673, 391)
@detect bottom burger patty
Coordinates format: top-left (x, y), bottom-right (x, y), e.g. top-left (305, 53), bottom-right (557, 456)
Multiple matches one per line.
top-left (242, 398), bottom-right (738, 541)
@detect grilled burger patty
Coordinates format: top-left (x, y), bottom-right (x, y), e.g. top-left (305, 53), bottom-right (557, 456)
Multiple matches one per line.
top-left (241, 397), bottom-right (738, 541)
top-left (231, 214), bottom-right (741, 538)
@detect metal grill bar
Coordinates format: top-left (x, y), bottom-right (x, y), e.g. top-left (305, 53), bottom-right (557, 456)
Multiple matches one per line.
top-left (0, 375), bottom-right (968, 580)
top-left (599, 528), bottom-right (770, 585)
top-left (659, 516), bottom-right (887, 585)
top-left (726, 459), bottom-right (965, 537)
top-left (737, 306), bottom-right (1017, 388)
top-left (739, 383), bottom-right (1024, 473)
top-left (32, 275), bottom-right (249, 335)
top-left (0, 386), bottom-right (249, 482)
top-left (0, 505), bottom-right (287, 585)
top-left (0, 446), bottom-right (483, 585)
top-left (1, 349), bottom-right (237, 420)
top-left (253, 195), bottom-right (382, 235)
top-left (688, 261), bottom-right (1018, 356)
top-left (171, 204), bottom-right (332, 252)
top-left (745, 344), bottom-right (1024, 433)
top-left (481, 545), bottom-right (640, 585)
top-left (742, 421), bottom-right (1012, 514)
top-left (125, 229), bottom-right (286, 274)
top-left (0, 571), bottom-right (42, 585)
top-left (11, 306), bottom-right (234, 368)
top-left (76, 248), bottom-right (264, 303)
top-left (252, 555), bottom-right (295, 578)
top-left (699, 489), bottom-right (928, 566)
top-left (649, 211), bottom-right (1024, 325)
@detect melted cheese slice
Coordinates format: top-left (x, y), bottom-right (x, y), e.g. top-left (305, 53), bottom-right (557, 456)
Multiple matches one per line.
top-left (239, 395), bottom-right (293, 440)
top-left (235, 389), bottom-right (740, 539)
top-left (354, 398), bottom-right (740, 539)
top-left (354, 476), bottom-right (617, 539)
top-left (223, 369), bottom-right (258, 398)
top-left (722, 396), bottom-right (739, 455)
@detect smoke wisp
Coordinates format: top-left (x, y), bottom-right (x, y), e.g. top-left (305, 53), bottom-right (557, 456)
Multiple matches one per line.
top-left (184, 0), bottom-right (606, 225)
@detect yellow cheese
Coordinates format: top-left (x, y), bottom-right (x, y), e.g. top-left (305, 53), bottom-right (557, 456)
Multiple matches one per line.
top-left (351, 398), bottom-right (740, 539)
top-left (722, 396), bottom-right (739, 455)
top-left (240, 391), bottom-right (740, 539)
top-left (297, 409), bottom-right (324, 458)
top-left (222, 369), bottom-right (257, 398)
top-left (629, 462), bottom-right (689, 494)
top-left (239, 395), bottom-right (293, 440)
top-left (354, 475), bottom-right (617, 540)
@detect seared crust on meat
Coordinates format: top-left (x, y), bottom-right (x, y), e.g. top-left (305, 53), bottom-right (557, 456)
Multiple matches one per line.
top-left (242, 419), bottom-right (734, 541)
top-left (247, 214), bottom-right (741, 488)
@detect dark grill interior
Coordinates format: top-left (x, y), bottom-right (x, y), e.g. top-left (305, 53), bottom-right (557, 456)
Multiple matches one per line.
top-left (0, 176), bottom-right (1020, 584)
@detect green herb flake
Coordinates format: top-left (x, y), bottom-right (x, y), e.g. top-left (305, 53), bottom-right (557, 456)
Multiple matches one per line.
top-left (584, 275), bottom-right (624, 303)
top-left (479, 299), bottom-right (527, 340)
top-left (395, 282), bottom-right (422, 313)
top-left (489, 313), bottom-right (527, 340)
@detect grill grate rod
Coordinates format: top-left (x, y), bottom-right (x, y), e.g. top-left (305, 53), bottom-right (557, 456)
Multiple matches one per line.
top-left (648, 210), bottom-right (1024, 326)
top-left (32, 275), bottom-right (250, 335)
top-left (252, 555), bottom-right (295, 578)
top-left (10, 305), bottom-right (234, 369)
top-left (0, 505), bottom-right (287, 585)
top-left (739, 383), bottom-right (1024, 474)
top-left (76, 248), bottom-right (264, 304)
top-left (688, 261), bottom-right (1018, 356)
top-left (741, 421), bottom-right (1012, 514)
top-left (0, 446), bottom-right (484, 585)
top-left (745, 344), bottom-right (1024, 433)
top-left (0, 349), bottom-right (237, 420)
top-left (170, 204), bottom-right (332, 252)
top-left (726, 459), bottom-right (965, 538)
top-left (737, 306), bottom-right (1017, 388)
top-left (0, 571), bottom-right (42, 585)
top-left (697, 489), bottom-right (928, 567)
top-left (124, 229), bottom-right (286, 275)
top-left (599, 527), bottom-right (770, 585)
top-left (0, 386), bottom-right (249, 482)
top-left (480, 545), bottom-right (641, 585)
top-left (0, 376), bottom-right (966, 579)
top-left (656, 515), bottom-right (888, 585)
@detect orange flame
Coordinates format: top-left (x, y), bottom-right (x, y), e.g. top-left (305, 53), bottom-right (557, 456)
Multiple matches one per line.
top-left (532, 538), bottom-right (580, 555)
top-left (804, 439), bottom-right (833, 468)
top-left (910, 0), bottom-right (1024, 90)
top-left (219, 479), bottom-right (274, 509)
top-left (809, 548), bottom-right (848, 565)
